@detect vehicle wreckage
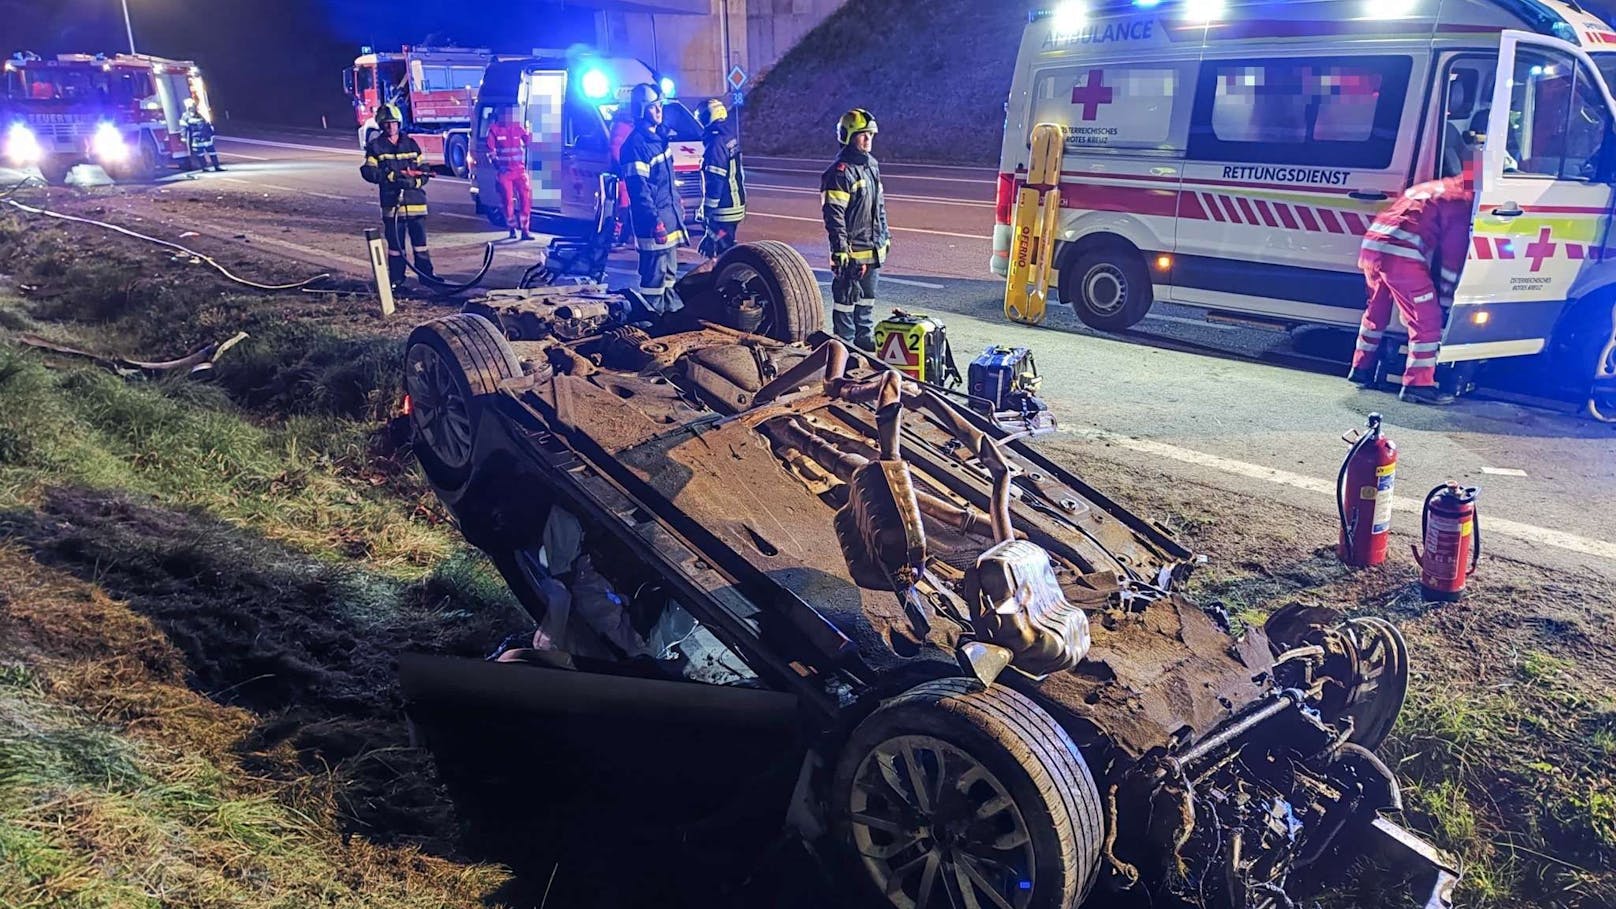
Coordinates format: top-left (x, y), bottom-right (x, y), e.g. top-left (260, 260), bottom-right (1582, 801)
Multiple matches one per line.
top-left (397, 241), bottom-right (1459, 909)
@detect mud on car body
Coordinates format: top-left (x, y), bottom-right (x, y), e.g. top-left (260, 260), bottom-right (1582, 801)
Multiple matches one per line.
top-left (395, 240), bottom-right (1458, 909)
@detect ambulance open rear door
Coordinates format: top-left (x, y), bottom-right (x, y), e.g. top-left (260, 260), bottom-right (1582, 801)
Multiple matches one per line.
top-left (1441, 30), bottom-right (1616, 366)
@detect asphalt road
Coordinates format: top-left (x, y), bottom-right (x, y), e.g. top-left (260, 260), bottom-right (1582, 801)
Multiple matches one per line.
top-left (7, 126), bottom-right (1616, 581)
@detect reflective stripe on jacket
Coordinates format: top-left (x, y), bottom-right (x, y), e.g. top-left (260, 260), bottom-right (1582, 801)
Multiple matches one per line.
top-left (1359, 176), bottom-right (1473, 294)
top-left (620, 124), bottom-right (686, 251)
top-left (362, 133), bottom-right (430, 218)
top-left (821, 147), bottom-right (890, 264)
top-left (485, 122), bottom-right (530, 173)
top-left (701, 118), bottom-right (746, 223)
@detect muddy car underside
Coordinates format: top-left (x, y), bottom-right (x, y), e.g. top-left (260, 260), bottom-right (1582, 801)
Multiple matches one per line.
top-left (398, 242), bottom-right (1459, 909)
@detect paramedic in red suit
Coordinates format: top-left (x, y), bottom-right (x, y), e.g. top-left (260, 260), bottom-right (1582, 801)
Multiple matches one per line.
top-left (485, 106), bottom-right (533, 241)
top-left (1348, 176), bottom-right (1474, 405)
top-left (609, 106), bottom-right (635, 245)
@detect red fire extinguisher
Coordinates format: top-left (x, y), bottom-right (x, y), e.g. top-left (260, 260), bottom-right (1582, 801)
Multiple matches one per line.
top-left (1414, 484), bottom-right (1481, 602)
top-left (1337, 413), bottom-right (1397, 567)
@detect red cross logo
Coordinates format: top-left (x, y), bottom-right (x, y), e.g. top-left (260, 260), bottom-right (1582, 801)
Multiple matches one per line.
top-left (1070, 69), bottom-right (1114, 122)
top-left (1524, 226), bottom-right (1557, 273)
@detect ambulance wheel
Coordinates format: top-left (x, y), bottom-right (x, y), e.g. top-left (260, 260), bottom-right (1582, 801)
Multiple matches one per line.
top-left (403, 314), bottom-right (523, 491)
top-left (447, 135), bottom-right (469, 178)
top-left (831, 678), bottom-right (1104, 909)
top-left (1064, 245), bottom-right (1153, 332)
top-left (714, 241), bottom-right (824, 343)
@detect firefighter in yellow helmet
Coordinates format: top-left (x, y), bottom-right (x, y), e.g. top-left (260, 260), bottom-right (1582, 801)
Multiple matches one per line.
top-left (821, 108), bottom-right (890, 351)
top-left (695, 98), bottom-right (746, 258)
top-left (360, 103), bottom-right (435, 289)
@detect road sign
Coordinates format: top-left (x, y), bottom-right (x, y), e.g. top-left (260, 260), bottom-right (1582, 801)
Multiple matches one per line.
top-left (727, 65), bottom-right (748, 91)
top-left (731, 89), bottom-right (745, 108)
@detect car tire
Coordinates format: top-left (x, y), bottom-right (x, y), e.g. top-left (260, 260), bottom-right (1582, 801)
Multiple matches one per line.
top-left (1063, 244), bottom-right (1153, 331)
top-left (38, 157), bottom-right (74, 185)
top-left (831, 677), bottom-right (1104, 909)
top-left (403, 314), bottom-right (523, 491)
top-left (447, 134), bottom-right (469, 178)
top-left (713, 241), bottom-right (825, 343)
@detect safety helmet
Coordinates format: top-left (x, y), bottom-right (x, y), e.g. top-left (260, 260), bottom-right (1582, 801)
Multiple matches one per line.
top-left (629, 83), bottom-right (662, 123)
top-left (374, 103), bottom-right (402, 126)
top-left (695, 98), bottom-right (728, 130)
top-left (836, 108), bottom-right (878, 146)
top-left (183, 97), bottom-right (197, 110)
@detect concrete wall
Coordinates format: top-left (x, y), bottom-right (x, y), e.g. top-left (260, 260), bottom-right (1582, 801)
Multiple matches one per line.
top-left (588, 0), bottom-right (843, 99)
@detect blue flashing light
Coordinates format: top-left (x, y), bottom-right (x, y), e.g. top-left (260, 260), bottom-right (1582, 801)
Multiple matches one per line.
top-left (1018, 880), bottom-right (1033, 891)
top-left (660, 76), bottom-right (676, 98)
top-left (581, 68), bottom-right (610, 100)
top-left (1135, 0), bottom-right (1163, 6)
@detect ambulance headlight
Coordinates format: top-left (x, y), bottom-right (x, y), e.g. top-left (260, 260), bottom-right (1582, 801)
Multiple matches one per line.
top-left (92, 122), bottom-right (128, 162)
top-left (1051, 1), bottom-right (1088, 35)
top-left (581, 68), bottom-right (610, 100)
top-left (659, 76), bottom-right (676, 99)
top-left (5, 123), bottom-right (42, 166)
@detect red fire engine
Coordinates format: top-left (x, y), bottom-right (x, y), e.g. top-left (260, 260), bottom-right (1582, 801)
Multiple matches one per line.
top-left (2, 52), bottom-right (213, 184)
top-left (343, 46), bottom-right (489, 177)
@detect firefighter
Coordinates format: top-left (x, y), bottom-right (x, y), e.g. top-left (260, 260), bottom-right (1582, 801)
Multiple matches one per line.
top-left (619, 83), bottom-right (687, 317)
top-left (821, 109), bottom-right (891, 352)
top-left (360, 104), bottom-right (435, 289)
top-left (180, 98), bottom-right (221, 173)
top-left (694, 98), bottom-right (746, 258)
top-left (1348, 175), bottom-right (1473, 405)
top-left (484, 105), bottom-right (533, 241)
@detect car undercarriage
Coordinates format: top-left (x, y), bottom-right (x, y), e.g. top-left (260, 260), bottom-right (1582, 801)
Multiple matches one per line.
top-left (397, 242), bottom-right (1459, 909)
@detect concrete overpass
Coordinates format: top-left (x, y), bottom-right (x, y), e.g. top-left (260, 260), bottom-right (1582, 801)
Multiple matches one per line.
top-left (570, 0), bottom-right (844, 99)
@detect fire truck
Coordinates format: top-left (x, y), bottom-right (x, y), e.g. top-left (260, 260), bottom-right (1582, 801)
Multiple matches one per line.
top-left (2, 52), bottom-right (213, 184)
top-left (343, 46), bottom-right (490, 177)
top-left (467, 53), bottom-right (705, 232)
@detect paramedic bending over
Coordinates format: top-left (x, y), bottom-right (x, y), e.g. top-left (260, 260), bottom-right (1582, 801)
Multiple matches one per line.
top-left (1347, 176), bottom-right (1473, 406)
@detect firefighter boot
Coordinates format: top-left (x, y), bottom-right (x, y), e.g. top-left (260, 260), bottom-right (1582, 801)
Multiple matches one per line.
top-left (1400, 384), bottom-right (1455, 406)
top-left (387, 253), bottom-right (407, 291)
top-left (414, 250), bottom-right (438, 283)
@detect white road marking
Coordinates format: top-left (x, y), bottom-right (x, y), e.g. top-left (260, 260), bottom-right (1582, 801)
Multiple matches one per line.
top-left (1066, 429), bottom-right (1616, 562)
top-left (1144, 313), bottom-right (1237, 331)
top-left (750, 181), bottom-right (992, 209)
top-left (213, 176), bottom-right (350, 201)
top-left (749, 210), bottom-right (989, 240)
top-left (1481, 467), bottom-right (1530, 477)
top-left (181, 219), bottom-right (371, 271)
top-left (218, 151), bottom-right (269, 161)
top-left (811, 268), bottom-right (945, 290)
top-left (219, 136), bottom-right (360, 156)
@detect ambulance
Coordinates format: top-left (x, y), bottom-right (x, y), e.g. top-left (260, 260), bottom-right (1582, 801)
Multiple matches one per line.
top-left (466, 53), bottom-right (706, 232)
top-left (3, 52), bottom-right (213, 183)
top-left (344, 46), bottom-right (491, 177)
top-left (995, 0), bottom-right (1616, 383)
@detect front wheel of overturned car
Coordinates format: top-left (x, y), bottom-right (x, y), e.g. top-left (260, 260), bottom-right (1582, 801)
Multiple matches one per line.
top-left (403, 314), bottom-right (523, 491)
top-left (713, 241), bottom-right (825, 343)
top-left (831, 678), bottom-right (1104, 909)
top-left (1063, 244), bottom-right (1153, 332)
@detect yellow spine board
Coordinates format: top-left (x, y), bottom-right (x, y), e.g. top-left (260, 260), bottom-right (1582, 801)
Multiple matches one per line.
top-left (1004, 123), bottom-right (1065, 325)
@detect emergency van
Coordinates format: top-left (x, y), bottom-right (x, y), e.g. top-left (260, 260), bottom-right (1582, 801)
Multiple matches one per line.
top-left (3, 52), bottom-right (213, 183)
top-left (995, 0), bottom-right (1616, 381)
top-left (467, 54), bottom-right (705, 232)
top-left (344, 46), bottom-right (490, 177)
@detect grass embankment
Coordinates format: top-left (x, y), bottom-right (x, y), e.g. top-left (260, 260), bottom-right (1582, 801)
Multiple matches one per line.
top-left (0, 210), bottom-right (525, 906)
top-left (1057, 449), bottom-right (1616, 909)
top-left (743, 0), bottom-right (1024, 165)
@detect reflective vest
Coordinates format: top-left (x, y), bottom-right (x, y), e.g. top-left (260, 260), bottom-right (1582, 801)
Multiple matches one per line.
top-left (361, 133), bottom-right (430, 218)
top-left (821, 147), bottom-right (890, 264)
top-left (620, 124), bottom-right (686, 252)
top-left (700, 118), bottom-right (746, 224)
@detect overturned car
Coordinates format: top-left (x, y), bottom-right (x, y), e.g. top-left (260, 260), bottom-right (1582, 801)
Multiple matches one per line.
top-left (397, 241), bottom-right (1457, 909)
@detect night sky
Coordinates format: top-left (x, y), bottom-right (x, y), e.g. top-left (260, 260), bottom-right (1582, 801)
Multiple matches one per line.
top-left (5, 0), bottom-right (594, 125)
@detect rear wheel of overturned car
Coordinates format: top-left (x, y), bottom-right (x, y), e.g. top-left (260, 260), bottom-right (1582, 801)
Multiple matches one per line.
top-left (403, 313), bottom-right (522, 490)
top-left (1062, 244), bottom-right (1153, 332)
top-left (832, 678), bottom-right (1104, 909)
top-left (713, 241), bottom-right (825, 343)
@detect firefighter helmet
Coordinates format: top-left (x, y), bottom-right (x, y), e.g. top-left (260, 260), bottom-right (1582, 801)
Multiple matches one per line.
top-left (630, 83), bottom-right (663, 123)
top-left (836, 108), bottom-right (878, 146)
top-left (374, 104), bottom-right (402, 126)
top-left (695, 98), bottom-right (728, 129)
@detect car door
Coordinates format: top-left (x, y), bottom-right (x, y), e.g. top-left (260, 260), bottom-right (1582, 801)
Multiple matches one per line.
top-left (1443, 31), bottom-right (1616, 363)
